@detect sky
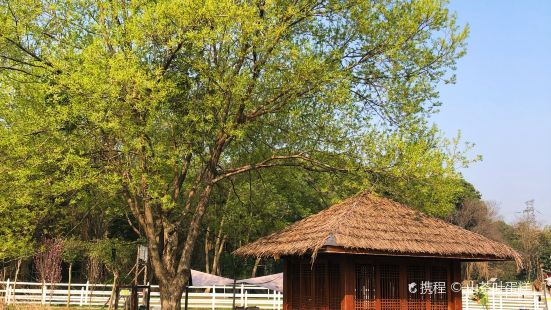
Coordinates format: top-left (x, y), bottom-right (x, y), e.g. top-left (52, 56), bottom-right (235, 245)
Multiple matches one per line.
top-left (433, 1), bottom-right (551, 225)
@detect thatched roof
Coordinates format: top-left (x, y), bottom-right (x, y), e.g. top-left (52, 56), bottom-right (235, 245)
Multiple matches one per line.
top-left (234, 192), bottom-right (522, 265)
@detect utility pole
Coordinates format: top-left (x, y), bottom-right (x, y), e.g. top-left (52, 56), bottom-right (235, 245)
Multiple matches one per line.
top-left (523, 199), bottom-right (536, 225)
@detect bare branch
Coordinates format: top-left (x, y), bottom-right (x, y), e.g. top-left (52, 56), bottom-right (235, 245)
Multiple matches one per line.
top-left (4, 37), bottom-right (53, 67)
top-left (0, 65), bottom-right (40, 77)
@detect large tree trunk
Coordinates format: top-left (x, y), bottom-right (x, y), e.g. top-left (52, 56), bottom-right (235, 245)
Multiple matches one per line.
top-left (159, 282), bottom-right (185, 310)
top-left (125, 136), bottom-right (227, 308)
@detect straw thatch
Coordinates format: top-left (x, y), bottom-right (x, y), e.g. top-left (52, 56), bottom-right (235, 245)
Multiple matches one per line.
top-left (234, 192), bottom-right (522, 266)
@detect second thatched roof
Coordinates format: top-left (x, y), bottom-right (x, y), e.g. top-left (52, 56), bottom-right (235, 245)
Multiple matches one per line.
top-left (234, 192), bottom-right (521, 265)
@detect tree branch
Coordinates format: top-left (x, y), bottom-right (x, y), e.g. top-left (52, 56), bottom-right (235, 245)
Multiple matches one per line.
top-left (4, 37), bottom-right (53, 67)
top-left (172, 153), bottom-right (193, 201)
top-left (212, 153), bottom-right (348, 183)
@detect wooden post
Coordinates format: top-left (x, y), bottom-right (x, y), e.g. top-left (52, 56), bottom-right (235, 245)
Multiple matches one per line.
top-left (425, 265), bottom-right (431, 310)
top-left (447, 263), bottom-right (452, 310)
top-left (184, 285), bottom-right (189, 310)
top-left (231, 277), bottom-right (237, 310)
top-left (146, 284), bottom-right (151, 310)
top-left (79, 287), bottom-right (84, 306)
top-left (67, 262), bottom-right (73, 307)
top-left (452, 262), bottom-right (462, 310)
top-left (376, 262), bottom-right (381, 310)
top-left (240, 283), bottom-right (244, 307)
top-left (5, 278), bottom-right (10, 305)
top-left (400, 264), bottom-right (407, 310)
top-left (85, 280), bottom-right (89, 306)
top-left (211, 284), bottom-right (216, 310)
top-left (282, 259), bottom-right (288, 310)
top-left (42, 282), bottom-right (47, 305)
top-left (342, 255), bottom-right (354, 310)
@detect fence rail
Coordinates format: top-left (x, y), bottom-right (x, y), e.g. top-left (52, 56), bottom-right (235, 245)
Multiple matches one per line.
top-left (0, 280), bottom-right (282, 309)
top-left (462, 283), bottom-right (548, 310)
top-left (1, 280), bottom-right (549, 310)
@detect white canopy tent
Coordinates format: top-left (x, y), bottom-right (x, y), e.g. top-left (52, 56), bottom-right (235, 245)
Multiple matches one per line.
top-left (238, 273), bottom-right (283, 292)
top-left (189, 269), bottom-right (234, 286)
top-left (188, 270), bottom-right (282, 292)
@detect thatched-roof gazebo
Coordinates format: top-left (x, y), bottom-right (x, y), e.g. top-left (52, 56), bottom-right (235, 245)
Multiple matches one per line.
top-left (235, 192), bottom-right (520, 310)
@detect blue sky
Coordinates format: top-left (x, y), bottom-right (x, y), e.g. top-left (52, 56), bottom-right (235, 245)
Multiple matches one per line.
top-left (433, 1), bottom-right (551, 224)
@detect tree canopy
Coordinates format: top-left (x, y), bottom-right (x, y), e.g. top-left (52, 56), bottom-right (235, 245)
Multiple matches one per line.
top-left (0, 0), bottom-right (472, 307)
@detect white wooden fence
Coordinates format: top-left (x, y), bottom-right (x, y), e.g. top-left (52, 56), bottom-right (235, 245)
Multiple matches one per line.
top-left (462, 282), bottom-right (549, 310)
top-left (1, 280), bottom-right (549, 310)
top-left (0, 280), bottom-right (282, 309)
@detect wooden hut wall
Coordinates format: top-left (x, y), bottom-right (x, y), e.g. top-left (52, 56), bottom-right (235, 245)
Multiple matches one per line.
top-left (284, 256), bottom-right (343, 310)
top-left (284, 255), bottom-right (462, 310)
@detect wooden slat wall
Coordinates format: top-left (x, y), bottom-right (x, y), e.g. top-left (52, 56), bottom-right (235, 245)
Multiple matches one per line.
top-left (380, 265), bottom-right (400, 310)
top-left (285, 256), bottom-right (344, 310)
top-left (407, 266), bottom-right (426, 310)
top-left (284, 255), bottom-right (462, 310)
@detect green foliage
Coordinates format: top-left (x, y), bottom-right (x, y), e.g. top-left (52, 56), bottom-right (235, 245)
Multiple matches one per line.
top-left (357, 125), bottom-right (479, 216)
top-left (0, 0), bottom-right (474, 291)
top-left (539, 227), bottom-right (551, 271)
top-left (470, 284), bottom-right (489, 310)
top-left (62, 239), bottom-right (88, 264)
top-left (87, 239), bottom-right (135, 274)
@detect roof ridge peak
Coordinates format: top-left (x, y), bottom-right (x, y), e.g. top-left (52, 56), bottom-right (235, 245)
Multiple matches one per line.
top-left (316, 195), bottom-right (367, 250)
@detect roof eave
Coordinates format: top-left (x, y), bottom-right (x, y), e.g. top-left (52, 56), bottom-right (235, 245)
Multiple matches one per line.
top-left (319, 245), bottom-right (517, 261)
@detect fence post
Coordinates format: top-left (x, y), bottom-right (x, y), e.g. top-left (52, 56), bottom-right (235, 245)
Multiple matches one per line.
top-left (85, 281), bottom-right (89, 305)
top-left (5, 278), bottom-right (10, 305)
top-left (79, 287), bottom-right (84, 306)
top-left (464, 288), bottom-right (469, 310)
top-left (534, 293), bottom-right (539, 310)
top-left (240, 284), bottom-right (244, 307)
top-left (491, 286), bottom-right (495, 310)
top-left (42, 283), bottom-right (47, 305)
top-left (211, 284), bottom-right (216, 310)
top-left (245, 289), bottom-right (248, 307)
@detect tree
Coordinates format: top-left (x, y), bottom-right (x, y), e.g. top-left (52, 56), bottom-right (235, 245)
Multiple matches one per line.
top-left (450, 199), bottom-right (504, 280)
top-left (0, 0), bottom-right (469, 308)
top-left (539, 227), bottom-right (551, 273)
top-left (514, 201), bottom-right (541, 281)
top-left (88, 239), bottom-right (135, 309)
top-left (34, 239), bottom-right (64, 285)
